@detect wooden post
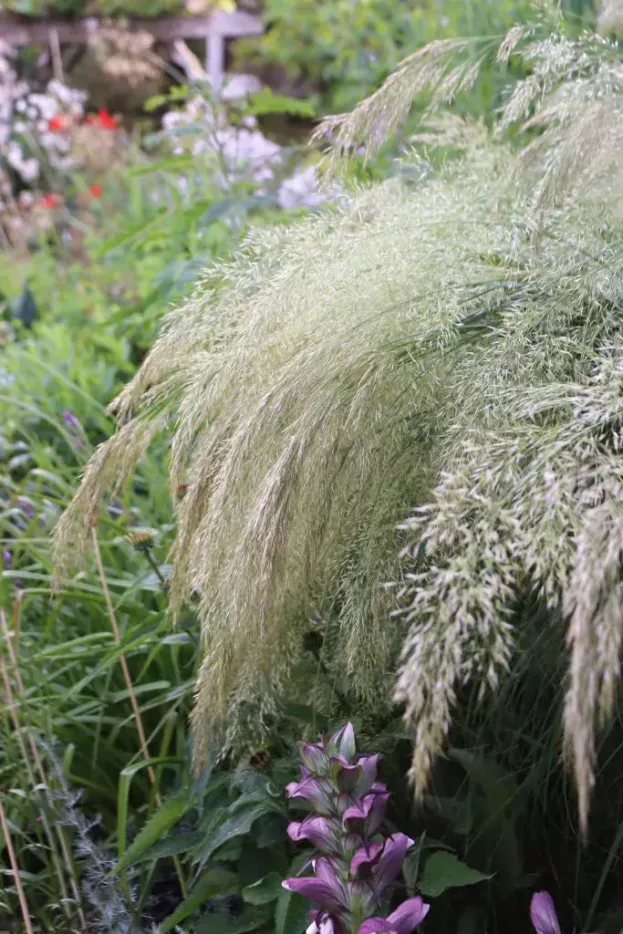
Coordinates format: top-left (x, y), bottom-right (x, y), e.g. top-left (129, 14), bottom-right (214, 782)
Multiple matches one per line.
top-left (207, 33), bottom-right (225, 92)
top-left (0, 11), bottom-right (263, 48)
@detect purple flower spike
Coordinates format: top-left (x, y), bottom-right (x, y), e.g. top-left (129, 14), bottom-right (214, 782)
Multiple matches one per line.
top-left (3, 549), bottom-right (12, 570)
top-left (530, 893), bottom-right (561, 934)
top-left (284, 722), bottom-right (418, 934)
top-left (359, 897), bottom-right (430, 933)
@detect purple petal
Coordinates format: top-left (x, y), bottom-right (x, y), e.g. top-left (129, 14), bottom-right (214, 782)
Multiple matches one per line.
top-left (287, 776), bottom-right (334, 814)
top-left (335, 763), bottom-right (363, 793)
top-left (368, 790), bottom-right (390, 834)
top-left (288, 816), bottom-right (341, 853)
top-left (385, 897), bottom-right (430, 933)
top-left (343, 791), bottom-right (389, 834)
top-left (3, 549), bottom-right (12, 570)
top-left (351, 841), bottom-right (384, 879)
top-left (358, 920), bottom-right (391, 934)
top-left (356, 755), bottom-right (379, 795)
top-left (371, 834), bottom-right (414, 895)
top-left (62, 409), bottom-right (81, 430)
top-left (17, 498), bottom-right (35, 519)
top-left (530, 893), bottom-right (562, 934)
top-left (283, 873), bottom-right (347, 913)
top-left (314, 857), bottom-right (342, 886)
top-left (301, 742), bottom-right (330, 773)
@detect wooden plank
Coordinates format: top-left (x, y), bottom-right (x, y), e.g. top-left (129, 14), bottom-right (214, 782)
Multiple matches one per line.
top-left (0, 10), bottom-right (263, 47)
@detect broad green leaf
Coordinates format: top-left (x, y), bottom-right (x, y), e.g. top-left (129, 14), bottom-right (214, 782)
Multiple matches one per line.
top-left (124, 831), bottom-right (203, 865)
top-left (115, 758), bottom-right (185, 882)
top-left (160, 868), bottom-right (240, 933)
top-left (198, 804), bottom-right (275, 867)
top-left (448, 748), bottom-right (520, 895)
top-left (418, 852), bottom-right (493, 898)
top-left (275, 888), bottom-right (309, 934)
top-left (282, 703), bottom-right (329, 730)
top-left (114, 792), bottom-right (188, 875)
top-left (242, 871), bottom-right (283, 905)
top-left (197, 906), bottom-right (273, 934)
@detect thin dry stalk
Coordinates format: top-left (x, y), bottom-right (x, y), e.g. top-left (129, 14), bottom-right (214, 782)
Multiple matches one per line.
top-left (91, 531), bottom-right (158, 788)
top-left (90, 531), bottom-right (188, 898)
top-left (0, 611), bottom-right (87, 931)
top-left (0, 796), bottom-right (34, 934)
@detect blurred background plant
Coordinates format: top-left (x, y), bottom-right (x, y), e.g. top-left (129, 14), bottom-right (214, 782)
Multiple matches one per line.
top-left (0, 0), bottom-right (236, 18)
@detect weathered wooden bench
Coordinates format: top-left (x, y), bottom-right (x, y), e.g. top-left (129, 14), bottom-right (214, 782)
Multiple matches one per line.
top-left (0, 10), bottom-right (263, 90)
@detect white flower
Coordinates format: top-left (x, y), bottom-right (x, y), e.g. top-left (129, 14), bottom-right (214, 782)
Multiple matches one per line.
top-left (278, 164), bottom-right (326, 209)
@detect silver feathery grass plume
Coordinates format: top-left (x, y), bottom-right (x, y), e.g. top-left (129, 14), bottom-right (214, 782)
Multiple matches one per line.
top-left (599, 0), bottom-right (623, 36)
top-left (54, 17), bottom-right (623, 830)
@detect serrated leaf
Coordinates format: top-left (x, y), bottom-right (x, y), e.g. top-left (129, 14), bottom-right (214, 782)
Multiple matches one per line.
top-left (418, 852), bottom-right (493, 898)
top-left (160, 867), bottom-right (240, 932)
top-left (198, 804), bottom-right (273, 867)
top-left (114, 793), bottom-right (188, 874)
top-left (126, 831), bottom-right (203, 865)
top-left (242, 871), bottom-right (283, 906)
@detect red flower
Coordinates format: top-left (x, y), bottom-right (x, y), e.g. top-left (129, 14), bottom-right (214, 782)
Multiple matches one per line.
top-left (89, 183), bottom-right (103, 199)
top-left (84, 109), bottom-right (119, 129)
top-left (48, 114), bottom-right (71, 132)
top-left (98, 109), bottom-right (118, 129)
top-left (40, 193), bottom-right (62, 209)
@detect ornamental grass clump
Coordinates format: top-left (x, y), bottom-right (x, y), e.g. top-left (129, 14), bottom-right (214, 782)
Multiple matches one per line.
top-left (53, 7), bottom-right (623, 830)
top-left (283, 723), bottom-right (429, 934)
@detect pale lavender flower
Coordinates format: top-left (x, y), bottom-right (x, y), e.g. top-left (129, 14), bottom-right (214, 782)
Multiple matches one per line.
top-left (2, 549), bottom-right (11, 570)
top-left (62, 409), bottom-right (84, 451)
top-left (62, 409), bottom-right (81, 430)
top-left (17, 497), bottom-right (35, 519)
